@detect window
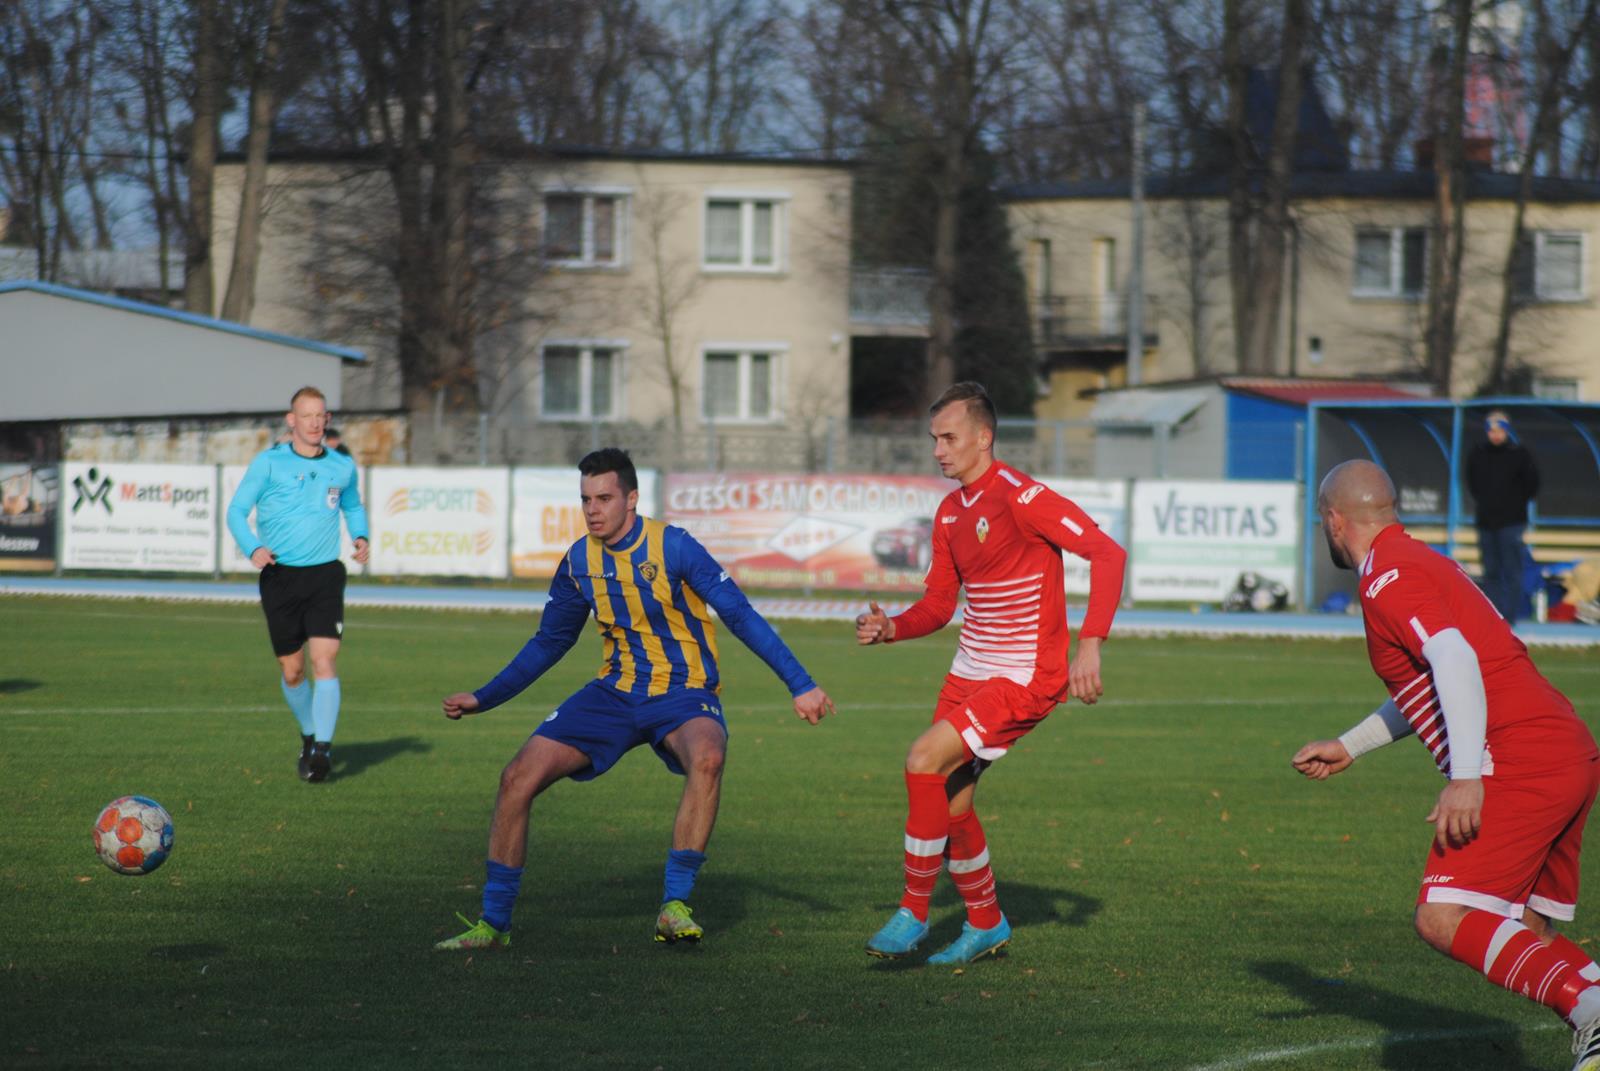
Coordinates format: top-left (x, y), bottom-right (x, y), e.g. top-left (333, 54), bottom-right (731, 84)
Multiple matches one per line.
top-left (1514, 231), bottom-right (1586, 302)
top-left (1353, 227), bottom-right (1426, 297)
top-left (703, 196), bottom-right (784, 270)
top-left (702, 347), bottom-right (780, 422)
top-left (542, 191), bottom-right (626, 267)
top-left (541, 343), bottom-right (621, 420)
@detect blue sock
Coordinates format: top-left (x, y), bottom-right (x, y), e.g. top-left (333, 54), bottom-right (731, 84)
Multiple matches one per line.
top-left (311, 677), bottom-right (340, 744)
top-left (280, 678), bottom-right (314, 736)
top-left (482, 860), bottom-right (523, 932)
top-left (663, 849), bottom-right (707, 904)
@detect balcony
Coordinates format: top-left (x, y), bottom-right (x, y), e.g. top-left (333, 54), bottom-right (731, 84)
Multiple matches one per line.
top-left (1034, 294), bottom-right (1158, 350)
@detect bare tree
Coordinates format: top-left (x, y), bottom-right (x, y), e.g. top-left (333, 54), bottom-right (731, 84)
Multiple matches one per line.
top-left (1424, 0), bottom-right (1470, 394)
top-left (220, 0), bottom-right (291, 323)
top-left (1152, 197), bottom-right (1228, 374)
top-left (628, 174), bottom-right (702, 432)
top-left (1225, 0), bottom-right (1308, 375)
top-left (1483, 0), bottom-right (1600, 394)
top-left (184, 0), bottom-right (222, 313)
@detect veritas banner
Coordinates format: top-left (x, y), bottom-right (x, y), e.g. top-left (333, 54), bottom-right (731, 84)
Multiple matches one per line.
top-left (61, 462), bottom-right (218, 572)
top-left (664, 472), bottom-right (956, 591)
top-left (510, 467), bottom-right (660, 579)
top-left (368, 466), bottom-right (510, 577)
top-left (1129, 480), bottom-right (1300, 602)
top-left (0, 464), bottom-right (59, 571)
top-left (220, 464), bottom-right (366, 575)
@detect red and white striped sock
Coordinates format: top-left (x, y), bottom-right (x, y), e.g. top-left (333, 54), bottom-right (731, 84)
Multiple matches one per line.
top-left (1546, 932), bottom-right (1600, 983)
top-left (947, 808), bottom-right (1003, 930)
top-left (899, 772), bottom-right (949, 922)
top-left (1450, 909), bottom-right (1599, 1025)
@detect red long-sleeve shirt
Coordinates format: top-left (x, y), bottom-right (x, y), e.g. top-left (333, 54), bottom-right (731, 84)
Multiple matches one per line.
top-left (893, 460), bottom-right (1127, 699)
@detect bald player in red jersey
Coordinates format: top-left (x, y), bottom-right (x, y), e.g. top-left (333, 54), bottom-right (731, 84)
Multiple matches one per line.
top-left (1293, 460), bottom-right (1600, 1071)
top-left (855, 381), bottom-right (1127, 964)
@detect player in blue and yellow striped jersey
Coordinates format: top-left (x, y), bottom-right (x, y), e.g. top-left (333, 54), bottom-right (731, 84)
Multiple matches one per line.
top-left (434, 448), bottom-right (835, 950)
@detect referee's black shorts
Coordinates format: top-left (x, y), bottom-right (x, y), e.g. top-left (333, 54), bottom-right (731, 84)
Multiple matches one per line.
top-left (258, 560), bottom-right (347, 657)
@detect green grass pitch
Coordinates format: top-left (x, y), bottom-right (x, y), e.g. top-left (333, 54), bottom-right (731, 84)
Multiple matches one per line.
top-left (4, 595), bottom-right (1600, 1069)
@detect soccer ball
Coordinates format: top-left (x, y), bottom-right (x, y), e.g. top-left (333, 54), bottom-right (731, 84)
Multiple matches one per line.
top-left (93, 796), bottom-right (174, 875)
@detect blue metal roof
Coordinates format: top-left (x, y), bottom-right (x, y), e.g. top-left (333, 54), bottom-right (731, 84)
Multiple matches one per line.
top-left (0, 280), bottom-right (366, 362)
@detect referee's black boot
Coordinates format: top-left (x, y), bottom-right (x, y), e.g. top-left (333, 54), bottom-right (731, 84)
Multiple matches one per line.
top-left (307, 742), bottom-right (332, 783)
top-left (298, 735), bottom-right (315, 781)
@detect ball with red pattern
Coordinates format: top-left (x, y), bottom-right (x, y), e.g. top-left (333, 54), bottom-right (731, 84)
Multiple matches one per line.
top-left (93, 796), bottom-right (174, 875)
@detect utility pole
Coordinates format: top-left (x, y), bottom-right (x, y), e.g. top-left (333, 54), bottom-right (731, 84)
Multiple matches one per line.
top-left (1126, 101), bottom-right (1147, 385)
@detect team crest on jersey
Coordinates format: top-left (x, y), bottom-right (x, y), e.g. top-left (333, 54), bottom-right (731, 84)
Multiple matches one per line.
top-left (976, 516), bottom-right (990, 543)
top-left (638, 561), bottom-right (659, 582)
top-left (1018, 484), bottom-right (1044, 505)
top-left (1365, 568), bottom-right (1400, 599)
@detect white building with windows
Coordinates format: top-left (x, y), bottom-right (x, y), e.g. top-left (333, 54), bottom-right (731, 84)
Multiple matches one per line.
top-left (1006, 169), bottom-right (1600, 415)
top-left (209, 149), bottom-right (852, 453)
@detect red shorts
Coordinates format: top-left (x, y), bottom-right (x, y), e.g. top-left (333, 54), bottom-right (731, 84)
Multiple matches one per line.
top-left (933, 674), bottom-right (1058, 763)
top-left (1417, 757), bottom-right (1600, 921)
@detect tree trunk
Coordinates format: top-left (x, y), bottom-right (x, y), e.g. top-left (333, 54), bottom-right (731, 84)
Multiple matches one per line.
top-left (185, 0), bottom-right (221, 316)
top-left (221, 0), bottom-right (291, 324)
top-left (424, 0), bottom-right (476, 410)
top-left (926, 132), bottom-right (963, 405)
top-left (1223, 0), bottom-right (1254, 374)
top-left (1425, 0), bottom-right (1471, 395)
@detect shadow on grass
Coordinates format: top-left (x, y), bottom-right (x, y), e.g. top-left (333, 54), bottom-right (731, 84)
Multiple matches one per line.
top-left (0, 678), bottom-right (43, 694)
top-left (148, 942), bottom-right (227, 961)
top-left (334, 735), bottom-right (432, 779)
top-left (866, 880), bottom-right (1104, 972)
top-left (1250, 960), bottom-right (1540, 1070)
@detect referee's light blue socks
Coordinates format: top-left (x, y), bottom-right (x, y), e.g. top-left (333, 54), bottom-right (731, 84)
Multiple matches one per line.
top-left (482, 860), bottom-right (523, 932)
top-left (280, 677), bottom-right (315, 737)
top-left (663, 849), bottom-right (707, 904)
top-left (311, 677), bottom-right (341, 744)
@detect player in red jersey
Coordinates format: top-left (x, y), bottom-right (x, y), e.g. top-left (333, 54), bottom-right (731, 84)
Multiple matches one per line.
top-left (1293, 460), bottom-right (1600, 1070)
top-left (855, 381), bottom-right (1127, 964)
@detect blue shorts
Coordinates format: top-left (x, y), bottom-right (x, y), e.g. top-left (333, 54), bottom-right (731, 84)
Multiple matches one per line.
top-left (533, 680), bottom-right (726, 781)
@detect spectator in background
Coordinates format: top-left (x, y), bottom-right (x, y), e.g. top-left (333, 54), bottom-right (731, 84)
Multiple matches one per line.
top-left (324, 427), bottom-right (352, 456)
top-left (1467, 410), bottom-right (1541, 623)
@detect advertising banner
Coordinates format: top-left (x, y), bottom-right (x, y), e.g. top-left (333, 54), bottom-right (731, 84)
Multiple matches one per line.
top-left (1129, 480), bottom-right (1300, 603)
top-left (510, 467), bottom-right (660, 579)
top-left (0, 464), bottom-right (60, 571)
top-left (1045, 479), bottom-right (1129, 596)
top-left (368, 466), bottom-right (510, 577)
top-left (664, 472), bottom-right (956, 591)
top-left (61, 462), bottom-right (218, 572)
top-left (220, 464), bottom-right (366, 575)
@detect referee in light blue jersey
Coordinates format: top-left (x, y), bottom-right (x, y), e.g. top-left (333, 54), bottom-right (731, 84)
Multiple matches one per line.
top-left (433, 447), bottom-right (836, 951)
top-left (227, 386), bottom-right (370, 783)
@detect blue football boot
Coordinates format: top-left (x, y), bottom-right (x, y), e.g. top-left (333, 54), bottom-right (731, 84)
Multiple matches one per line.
top-left (865, 907), bottom-right (929, 958)
top-left (927, 915), bottom-right (1012, 965)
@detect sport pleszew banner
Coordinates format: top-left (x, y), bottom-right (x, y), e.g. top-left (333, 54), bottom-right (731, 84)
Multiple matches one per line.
top-left (664, 473), bottom-right (956, 591)
top-left (221, 464), bottom-right (366, 575)
top-left (367, 466), bottom-right (510, 577)
top-left (510, 467), bottom-right (660, 579)
top-left (0, 464), bottom-right (59, 571)
top-left (1129, 480), bottom-right (1300, 602)
top-left (1045, 479), bottom-right (1129, 596)
top-left (61, 462), bottom-right (218, 572)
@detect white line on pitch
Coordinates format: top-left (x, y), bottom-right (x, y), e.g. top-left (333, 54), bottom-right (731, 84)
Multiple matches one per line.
top-left (1181, 1021), bottom-right (1560, 1071)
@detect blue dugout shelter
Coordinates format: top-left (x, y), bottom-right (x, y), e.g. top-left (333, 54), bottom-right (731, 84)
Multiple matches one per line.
top-left (1301, 398), bottom-right (1600, 610)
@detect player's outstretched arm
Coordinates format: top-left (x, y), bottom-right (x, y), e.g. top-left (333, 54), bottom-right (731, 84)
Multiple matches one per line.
top-left (855, 602), bottom-right (895, 645)
top-left (793, 686), bottom-right (836, 725)
top-left (1291, 739), bottom-right (1354, 780)
top-left (442, 692), bottom-right (480, 720)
